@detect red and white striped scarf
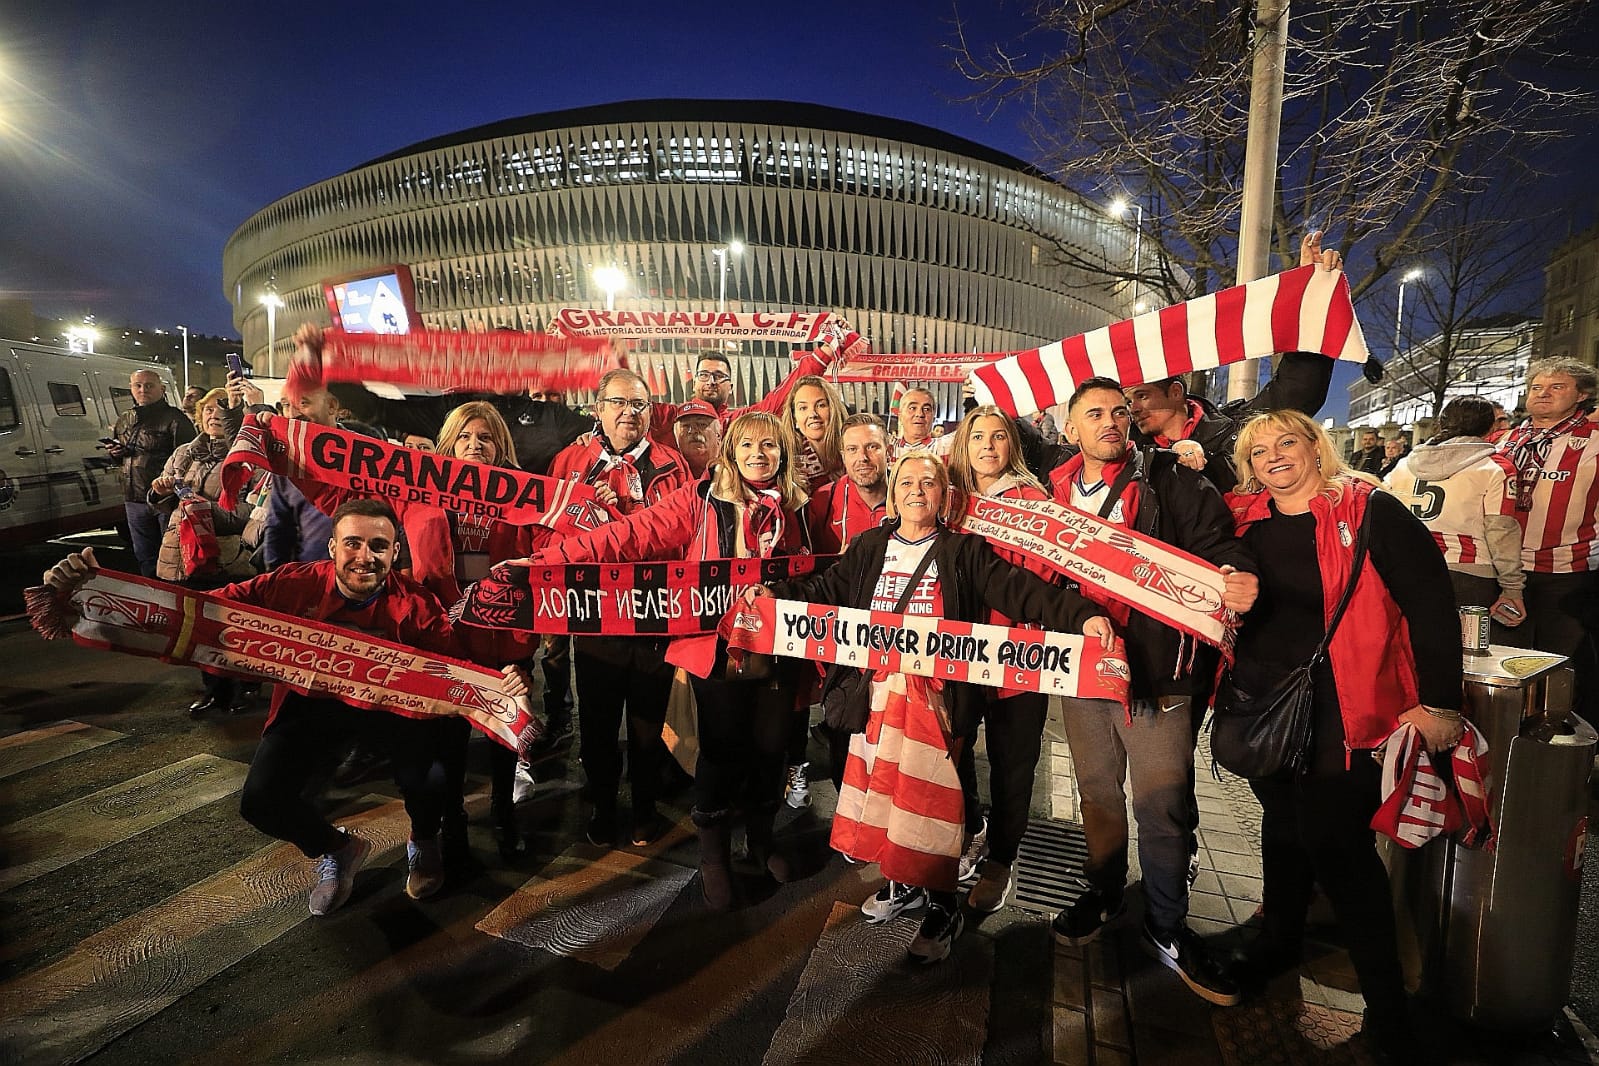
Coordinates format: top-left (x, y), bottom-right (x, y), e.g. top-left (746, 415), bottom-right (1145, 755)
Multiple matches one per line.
top-left (971, 265), bottom-right (1370, 417)
top-left (1372, 721), bottom-right (1494, 851)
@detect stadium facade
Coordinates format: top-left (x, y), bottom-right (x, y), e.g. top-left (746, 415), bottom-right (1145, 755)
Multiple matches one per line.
top-left (223, 100), bottom-right (1142, 407)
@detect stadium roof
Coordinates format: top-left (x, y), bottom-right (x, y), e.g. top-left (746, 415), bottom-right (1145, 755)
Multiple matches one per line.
top-left (355, 98), bottom-right (1054, 183)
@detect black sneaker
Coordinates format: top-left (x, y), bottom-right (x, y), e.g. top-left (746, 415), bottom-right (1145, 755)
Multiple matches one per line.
top-left (908, 902), bottom-right (965, 963)
top-left (860, 880), bottom-right (928, 923)
top-left (1050, 887), bottom-right (1125, 946)
top-left (585, 809), bottom-right (616, 848)
top-left (1141, 922), bottom-right (1242, 1006)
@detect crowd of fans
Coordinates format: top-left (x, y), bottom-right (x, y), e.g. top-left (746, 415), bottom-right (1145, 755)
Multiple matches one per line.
top-left (60, 249), bottom-right (1597, 1065)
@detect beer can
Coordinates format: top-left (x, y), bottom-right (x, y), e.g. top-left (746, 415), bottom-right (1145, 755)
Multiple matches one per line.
top-left (1460, 606), bottom-right (1491, 656)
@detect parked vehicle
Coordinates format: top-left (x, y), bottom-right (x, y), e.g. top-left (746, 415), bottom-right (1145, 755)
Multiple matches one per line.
top-left (0, 340), bottom-right (178, 548)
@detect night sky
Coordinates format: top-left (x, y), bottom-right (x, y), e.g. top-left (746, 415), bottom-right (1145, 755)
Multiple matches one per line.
top-left (3, 1), bottom-right (1594, 418)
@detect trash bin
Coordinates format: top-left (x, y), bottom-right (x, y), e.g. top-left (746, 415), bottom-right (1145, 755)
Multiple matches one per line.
top-left (1389, 646), bottom-right (1594, 1030)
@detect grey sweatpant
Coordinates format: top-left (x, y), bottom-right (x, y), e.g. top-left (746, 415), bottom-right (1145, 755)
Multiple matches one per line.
top-left (1060, 696), bottom-right (1195, 932)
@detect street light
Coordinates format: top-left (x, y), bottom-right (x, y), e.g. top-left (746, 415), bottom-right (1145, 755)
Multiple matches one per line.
top-left (1385, 268), bottom-right (1426, 424)
top-left (1109, 199), bottom-right (1144, 314)
top-left (259, 282), bottom-right (284, 375)
top-left (593, 265), bottom-right (626, 311)
top-left (176, 325), bottom-right (190, 395)
top-left (713, 240), bottom-right (745, 312)
top-left (66, 326), bottom-right (98, 353)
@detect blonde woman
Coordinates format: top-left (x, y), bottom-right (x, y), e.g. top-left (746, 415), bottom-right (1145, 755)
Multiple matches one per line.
top-left (782, 374), bottom-right (847, 491)
top-left (528, 410), bottom-right (812, 909)
top-left (946, 405), bottom-right (1061, 911)
top-left (1226, 410), bottom-right (1460, 1061)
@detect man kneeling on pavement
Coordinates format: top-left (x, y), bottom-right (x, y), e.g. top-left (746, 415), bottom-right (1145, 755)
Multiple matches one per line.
top-left (41, 498), bottom-right (530, 917)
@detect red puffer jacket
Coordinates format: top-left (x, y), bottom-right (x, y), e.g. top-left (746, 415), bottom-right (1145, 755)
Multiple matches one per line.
top-left (1228, 479), bottom-right (1419, 751)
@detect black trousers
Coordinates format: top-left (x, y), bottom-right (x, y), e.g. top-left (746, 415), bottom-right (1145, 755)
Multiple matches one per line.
top-left (239, 694), bottom-right (443, 858)
top-left (956, 691), bottom-right (1049, 865)
top-left (540, 634), bottom-right (574, 722)
top-left (1504, 570), bottom-right (1598, 716)
top-left (575, 640), bottom-right (673, 820)
top-left (689, 674), bottom-right (795, 816)
top-left (1250, 756), bottom-right (1406, 1024)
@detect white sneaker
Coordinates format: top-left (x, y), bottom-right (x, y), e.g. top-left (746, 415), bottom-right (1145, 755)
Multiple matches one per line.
top-left (860, 880), bottom-right (928, 923)
top-left (784, 762), bottom-right (812, 809)
top-left (510, 759), bottom-right (535, 804)
top-left (957, 818), bottom-right (988, 887)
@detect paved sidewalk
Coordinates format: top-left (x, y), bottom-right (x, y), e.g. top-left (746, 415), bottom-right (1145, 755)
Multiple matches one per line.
top-left (1042, 727), bottom-right (1599, 1066)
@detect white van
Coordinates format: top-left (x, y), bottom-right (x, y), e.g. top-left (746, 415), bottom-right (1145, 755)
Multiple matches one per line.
top-left (0, 340), bottom-right (180, 549)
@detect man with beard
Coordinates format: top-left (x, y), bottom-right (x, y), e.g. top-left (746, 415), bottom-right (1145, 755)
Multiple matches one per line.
top-left (41, 498), bottom-right (529, 916)
top-left (1047, 378), bottom-right (1257, 1008)
top-left (806, 414), bottom-right (891, 553)
top-left (648, 348), bottom-right (831, 448)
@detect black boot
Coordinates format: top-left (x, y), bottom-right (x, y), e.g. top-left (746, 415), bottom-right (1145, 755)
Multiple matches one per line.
top-left (692, 808), bottom-right (734, 910)
top-left (491, 800), bottom-right (525, 860)
top-left (744, 803), bottom-right (793, 884)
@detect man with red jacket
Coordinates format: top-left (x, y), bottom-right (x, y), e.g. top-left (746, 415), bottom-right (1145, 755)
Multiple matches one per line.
top-left (547, 368), bottom-right (692, 846)
top-left (42, 498), bottom-right (529, 917)
top-left (806, 413), bottom-right (891, 553)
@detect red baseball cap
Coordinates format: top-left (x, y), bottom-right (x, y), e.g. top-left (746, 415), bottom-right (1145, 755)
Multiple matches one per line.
top-left (676, 399), bottom-right (717, 421)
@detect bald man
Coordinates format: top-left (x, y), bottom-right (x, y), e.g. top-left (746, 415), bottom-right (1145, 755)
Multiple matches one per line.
top-left (106, 370), bottom-right (196, 577)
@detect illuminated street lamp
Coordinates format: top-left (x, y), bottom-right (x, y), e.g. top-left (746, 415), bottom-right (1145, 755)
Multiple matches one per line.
top-left (1384, 268), bottom-right (1427, 423)
top-left (66, 326), bottom-right (98, 353)
top-left (176, 325), bottom-right (190, 395)
top-left (713, 239), bottom-right (745, 312)
top-left (593, 265), bottom-right (626, 311)
top-left (260, 281), bottom-right (284, 374)
top-left (1108, 199), bottom-right (1144, 314)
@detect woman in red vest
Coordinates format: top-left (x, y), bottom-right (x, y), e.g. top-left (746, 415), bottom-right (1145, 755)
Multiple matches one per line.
top-left (1226, 410), bottom-right (1461, 1062)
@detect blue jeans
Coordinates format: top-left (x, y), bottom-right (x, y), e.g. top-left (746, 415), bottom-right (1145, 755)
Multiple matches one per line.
top-left (124, 501), bottom-right (166, 578)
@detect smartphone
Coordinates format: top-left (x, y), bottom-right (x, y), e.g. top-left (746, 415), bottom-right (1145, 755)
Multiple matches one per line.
top-left (98, 436), bottom-right (117, 446)
top-left (226, 353), bottom-right (249, 378)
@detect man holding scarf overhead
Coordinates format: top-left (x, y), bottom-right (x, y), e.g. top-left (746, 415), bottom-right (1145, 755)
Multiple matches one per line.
top-left (1047, 377), bottom-right (1258, 1007)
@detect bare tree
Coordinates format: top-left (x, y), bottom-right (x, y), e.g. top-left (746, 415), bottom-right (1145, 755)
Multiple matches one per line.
top-left (1374, 178), bottom-right (1552, 419)
top-left (952, 0), bottom-right (1592, 305)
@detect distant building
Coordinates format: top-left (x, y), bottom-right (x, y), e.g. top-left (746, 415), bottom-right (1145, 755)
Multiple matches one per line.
top-left (222, 99), bottom-right (1152, 411)
top-left (1541, 222), bottom-right (1599, 368)
top-left (1347, 315), bottom-right (1541, 429)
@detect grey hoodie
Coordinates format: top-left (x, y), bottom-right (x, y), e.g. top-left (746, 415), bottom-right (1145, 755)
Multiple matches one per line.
top-left (1387, 436), bottom-right (1524, 590)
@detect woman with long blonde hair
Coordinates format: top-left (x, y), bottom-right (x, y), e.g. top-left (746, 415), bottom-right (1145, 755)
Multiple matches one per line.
top-left (781, 375), bottom-right (846, 490)
top-left (528, 409), bottom-right (813, 909)
top-left (945, 405), bottom-right (1061, 912)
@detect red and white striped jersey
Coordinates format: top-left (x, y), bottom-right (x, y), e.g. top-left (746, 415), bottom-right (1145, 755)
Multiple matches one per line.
top-left (1501, 418), bottom-right (1599, 573)
top-left (1383, 447), bottom-right (1517, 573)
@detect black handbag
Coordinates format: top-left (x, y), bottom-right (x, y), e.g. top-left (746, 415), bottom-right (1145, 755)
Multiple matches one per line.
top-left (820, 541), bottom-right (939, 733)
top-left (1210, 506), bottom-right (1372, 778)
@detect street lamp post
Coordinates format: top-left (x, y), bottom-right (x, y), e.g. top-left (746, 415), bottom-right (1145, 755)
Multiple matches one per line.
top-left (1108, 201), bottom-right (1144, 313)
top-left (259, 281), bottom-right (284, 376)
top-left (593, 265), bottom-right (626, 311)
top-left (177, 325), bottom-right (190, 395)
top-left (713, 240), bottom-right (745, 313)
top-left (1385, 268), bottom-right (1425, 424)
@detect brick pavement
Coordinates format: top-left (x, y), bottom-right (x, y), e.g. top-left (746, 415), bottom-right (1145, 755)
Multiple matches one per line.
top-left (1042, 724), bottom-right (1599, 1066)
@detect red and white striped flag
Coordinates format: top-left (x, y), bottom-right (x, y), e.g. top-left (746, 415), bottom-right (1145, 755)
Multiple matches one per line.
top-left (971, 265), bottom-right (1370, 418)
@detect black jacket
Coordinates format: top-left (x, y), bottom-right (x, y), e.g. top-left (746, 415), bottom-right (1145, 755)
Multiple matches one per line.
top-left (111, 399), bottom-right (196, 500)
top-left (771, 524), bottom-right (1102, 737)
top-left (1129, 351), bottom-right (1336, 494)
top-left (1090, 447), bottom-right (1255, 699)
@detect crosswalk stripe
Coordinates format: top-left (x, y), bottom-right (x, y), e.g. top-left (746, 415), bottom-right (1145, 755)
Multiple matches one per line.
top-left (0, 754), bottom-right (249, 893)
top-left (761, 899), bottom-right (995, 1066)
top-left (476, 828), bottom-right (696, 971)
top-left (0, 720), bottom-right (126, 780)
top-left (0, 798), bottom-right (410, 1065)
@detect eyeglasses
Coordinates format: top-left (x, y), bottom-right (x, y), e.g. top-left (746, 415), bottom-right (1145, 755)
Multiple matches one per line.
top-left (694, 371), bottom-right (733, 385)
top-left (598, 397), bottom-right (650, 415)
